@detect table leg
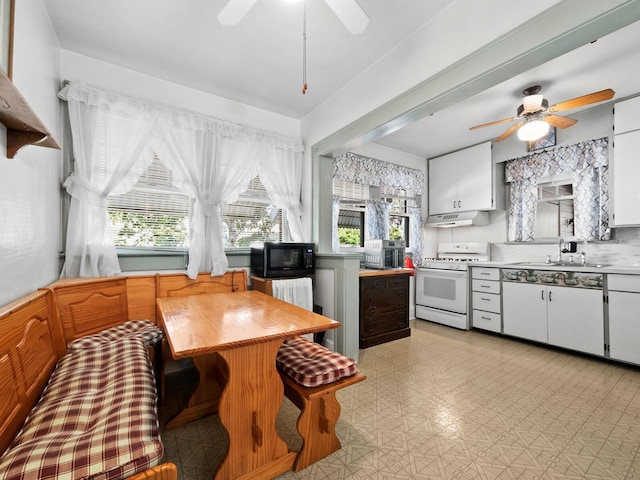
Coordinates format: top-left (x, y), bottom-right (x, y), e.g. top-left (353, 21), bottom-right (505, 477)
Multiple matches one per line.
top-left (165, 353), bottom-right (222, 430)
top-left (214, 339), bottom-right (296, 480)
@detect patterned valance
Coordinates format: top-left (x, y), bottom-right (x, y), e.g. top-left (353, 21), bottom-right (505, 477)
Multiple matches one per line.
top-left (505, 137), bottom-right (609, 242)
top-left (505, 137), bottom-right (608, 183)
top-left (333, 152), bottom-right (424, 194)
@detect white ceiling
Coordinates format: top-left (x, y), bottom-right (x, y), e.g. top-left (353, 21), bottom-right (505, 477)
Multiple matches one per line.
top-left (44, 1), bottom-right (640, 159)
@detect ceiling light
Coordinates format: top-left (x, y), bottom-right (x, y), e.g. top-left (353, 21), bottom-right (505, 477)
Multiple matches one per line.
top-left (522, 94), bottom-right (544, 112)
top-left (517, 118), bottom-right (549, 141)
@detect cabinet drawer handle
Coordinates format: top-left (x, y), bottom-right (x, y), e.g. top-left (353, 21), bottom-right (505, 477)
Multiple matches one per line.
top-left (481, 316), bottom-right (492, 321)
top-left (368, 294), bottom-right (375, 301)
top-left (480, 284), bottom-right (491, 288)
top-left (549, 291), bottom-right (552, 302)
top-left (368, 328), bottom-right (375, 334)
top-left (368, 306), bottom-right (376, 312)
top-left (480, 272), bottom-right (491, 276)
top-left (541, 290), bottom-right (544, 300)
top-left (453, 200), bottom-right (456, 209)
top-left (458, 200), bottom-right (461, 209)
top-left (480, 297), bottom-right (491, 301)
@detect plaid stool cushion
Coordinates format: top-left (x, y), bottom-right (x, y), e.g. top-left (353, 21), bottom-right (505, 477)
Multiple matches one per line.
top-left (0, 337), bottom-right (163, 480)
top-left (67, 319), bottom-right (163, 352)
top-left (277, 335), bottom-right (358, 387)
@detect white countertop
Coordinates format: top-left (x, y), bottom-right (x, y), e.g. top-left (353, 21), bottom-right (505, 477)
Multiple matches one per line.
top-left (469, 261), bottom-right (640, 275)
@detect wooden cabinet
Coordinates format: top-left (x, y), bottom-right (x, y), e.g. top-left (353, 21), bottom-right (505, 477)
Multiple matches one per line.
top-left (359, 273), bottom-right (410, 348)
top-left (470, 267), bottom-right (501, 333)
top-left (502, 275), bottom-right (604, 356)
top-left (428, 142), bottom-right (503, 215)
top-left (608, 274), bottom-right (640, 365)
top-left (612, 95), bottom-right (640, 226)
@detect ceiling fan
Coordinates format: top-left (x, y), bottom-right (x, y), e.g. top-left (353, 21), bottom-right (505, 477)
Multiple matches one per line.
top-left (217, 0), bottom-right (369, 35)
top-left (469, 85), bottom-right (615, 142)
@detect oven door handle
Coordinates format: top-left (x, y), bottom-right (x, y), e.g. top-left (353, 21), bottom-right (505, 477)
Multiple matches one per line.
top-left (418, 269), bottom-right (467, 279)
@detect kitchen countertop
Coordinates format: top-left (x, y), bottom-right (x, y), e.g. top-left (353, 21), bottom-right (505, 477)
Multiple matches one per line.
top-left (359, 268), bottom-right (413, 277)
top-left (469, 261), bottom-right (640, 275)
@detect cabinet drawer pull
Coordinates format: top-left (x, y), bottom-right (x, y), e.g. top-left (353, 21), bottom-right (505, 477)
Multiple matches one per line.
top-left (368, 306), bottom-right (376, 312)
top-left (541, 290), bottom-right (544, 300)
top-left (368, 294), bottom-right (375, 301)
top-left (481, 316), bottom-right (492, 321)
top-left (480, 272), bottom-right (491, 276)
top-left (480, 297), bottom-right (491, 301)
top-left (368, 328), bottom-right (375, 334)
top-left (480, 284), bottom-right (491, 288)
top-left (549, 291), bottom-right (552, 302)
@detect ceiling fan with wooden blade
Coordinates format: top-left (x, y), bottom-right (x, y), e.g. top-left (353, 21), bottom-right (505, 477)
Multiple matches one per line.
top-left (469, 85), bottom-right (615, 142)
top-left (217, 0), bottom-right (369, 35)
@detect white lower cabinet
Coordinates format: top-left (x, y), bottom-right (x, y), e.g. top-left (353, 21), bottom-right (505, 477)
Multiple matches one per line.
top-left (608, 274), bottom-right (640, 364)
top-left (503, 281), bottom-right (604, 356)
top-left (503, 282), bottom-right (548, 343)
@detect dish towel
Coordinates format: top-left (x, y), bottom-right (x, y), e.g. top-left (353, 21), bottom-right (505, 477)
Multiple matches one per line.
top-left (272, 277), bottom-right (314, 341)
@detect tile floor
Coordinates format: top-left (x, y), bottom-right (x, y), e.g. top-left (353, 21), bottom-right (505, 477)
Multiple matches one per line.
top-left (160, 319), bottom-right (640, 479)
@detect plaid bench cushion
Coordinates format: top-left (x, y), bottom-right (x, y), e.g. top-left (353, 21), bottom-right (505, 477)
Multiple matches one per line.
top-left (276, 335), bottom-right (358, 388)
top-left (0, 337), bottom-right (163, 480)
top-left (66, 319), bottom-right (163, 352)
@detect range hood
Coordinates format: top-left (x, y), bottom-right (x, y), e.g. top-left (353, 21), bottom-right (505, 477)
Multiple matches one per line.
top-left (426, 211), bottom-right (489, 228)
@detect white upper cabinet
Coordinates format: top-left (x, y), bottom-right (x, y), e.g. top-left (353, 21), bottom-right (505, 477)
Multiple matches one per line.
top-left (612, 96), bottom-right (640, 227)
top-left (428, 142), bottom-right (504, 215)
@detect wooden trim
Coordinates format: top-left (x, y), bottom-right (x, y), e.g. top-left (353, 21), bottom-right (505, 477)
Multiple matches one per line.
top-left (125, 462), bottom-right (178, 480)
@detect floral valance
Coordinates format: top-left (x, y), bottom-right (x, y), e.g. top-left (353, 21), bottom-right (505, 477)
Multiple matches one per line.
top-left (505, 137), bottom-right (608, 183)
top-left (333, 152), bottom-right (424, 194)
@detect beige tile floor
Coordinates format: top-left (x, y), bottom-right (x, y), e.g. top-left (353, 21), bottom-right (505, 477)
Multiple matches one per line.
top-left (160, 319), bottom-right (640, 479)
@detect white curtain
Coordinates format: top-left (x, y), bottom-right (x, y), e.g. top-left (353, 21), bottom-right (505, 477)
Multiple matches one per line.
top-left (258, 139), bottom-right (305, 242)
top-left (154, 112), bottom-right (260, 278)
top-left (60, 82), bottom-right (305, 279)
top-left (60, 83), bottom-right (158, 278)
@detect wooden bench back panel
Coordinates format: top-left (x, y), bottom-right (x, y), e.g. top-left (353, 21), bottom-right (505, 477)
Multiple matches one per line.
top-left (126, 275), bottom-right (157, 323)
top-left (0, 291), bottom-right (59, 455)
top-left (156, 270), bottom-right (247, 298)
top-left (48, 277), bottom-right (130, 343)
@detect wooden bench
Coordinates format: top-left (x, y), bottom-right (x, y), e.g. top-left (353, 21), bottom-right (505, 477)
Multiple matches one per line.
top-left (280, 370), bottom-right (366, 472)
top-left (0, 289), bottom-right (178, 480)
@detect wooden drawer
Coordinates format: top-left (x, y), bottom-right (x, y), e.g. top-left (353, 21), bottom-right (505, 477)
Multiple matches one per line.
top-left (361, 311), bottom-right (409, 338)
top-left (472, 291), bottom-right (501, 314)
top-left (472, 279), bottom-right (500, 294)
top-left (360, 274), bottom-right (408, 292)
top-left (472, 309), bottom-right (501, 333)
top-left (472, 267), bottom-right (500, 281)
top-left (360, 289), bottom-right (407, 311)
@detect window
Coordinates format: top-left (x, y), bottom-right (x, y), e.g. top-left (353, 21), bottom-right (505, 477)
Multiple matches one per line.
top-left (108, 158), bottom-right (282, 250)
top-left (383, 186), bottom-right (415, 246)
top-left (332, 180), bottom-right (416, 247)
top-left (534, 176), bottom-right (574, 239)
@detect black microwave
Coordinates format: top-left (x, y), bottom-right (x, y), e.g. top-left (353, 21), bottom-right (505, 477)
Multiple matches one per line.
top-left (250, 242), bottom-right (315, 278)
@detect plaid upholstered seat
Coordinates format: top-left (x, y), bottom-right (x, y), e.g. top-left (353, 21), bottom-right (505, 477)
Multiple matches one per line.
top-left (66, 319), bottom-right (163, 352)
top-left (0, 337), bottom-right (163, 480)
top-left (276, 335), bottom-right (357, 387)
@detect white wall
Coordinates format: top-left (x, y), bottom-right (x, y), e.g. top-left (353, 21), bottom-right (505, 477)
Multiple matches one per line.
top-left (0, 0), bottom-right (62, 306)
top-left (60, 51), bottom-right (300, 139)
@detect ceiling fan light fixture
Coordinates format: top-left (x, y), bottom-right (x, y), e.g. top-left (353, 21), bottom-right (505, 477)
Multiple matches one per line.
top-left (522, 94), bottom-right (544, 112)
top-left (517, 118), bottom-right (549, 141)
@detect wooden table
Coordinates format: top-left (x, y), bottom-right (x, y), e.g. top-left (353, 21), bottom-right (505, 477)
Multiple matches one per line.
top-left (157, 290), bottom-right (339, 480)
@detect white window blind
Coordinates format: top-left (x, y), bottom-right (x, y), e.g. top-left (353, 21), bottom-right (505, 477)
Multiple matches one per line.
top-left (108, 160), bottom-right (282, 249)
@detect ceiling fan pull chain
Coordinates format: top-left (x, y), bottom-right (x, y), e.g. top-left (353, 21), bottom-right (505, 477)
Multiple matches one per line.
top-left (302, 0), bottom-right (308, 94)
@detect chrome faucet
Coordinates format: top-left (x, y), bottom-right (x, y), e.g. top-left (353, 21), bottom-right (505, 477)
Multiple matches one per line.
top-left (558, 238), bottom-right (565, 263)
top-left (579, 251), bottom-right (587, 266)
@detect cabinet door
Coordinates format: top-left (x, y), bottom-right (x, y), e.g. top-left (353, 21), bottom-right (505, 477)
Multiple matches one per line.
top-left (609, 291), bottom-right (640, 364)
top-left (612, 130), bottom-right (640, 226)
top-left (547, 286), bottom-right (604, 356)
top-left (456, 142), bottom-right (493, 212)
top-left (428, 154), bottom-right (459, 214)
top-left (503, 282), bottom-right (547, 343)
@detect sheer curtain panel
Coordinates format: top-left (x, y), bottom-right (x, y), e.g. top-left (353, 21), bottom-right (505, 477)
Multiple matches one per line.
top-left (258, 138), bottom-right (305, 242)
top-left (154, 113), bottom-right (260, 278)
top-left (60, 83), bottom-right (158, 277)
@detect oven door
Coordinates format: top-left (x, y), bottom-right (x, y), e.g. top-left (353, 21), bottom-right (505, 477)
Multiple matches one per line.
top-left (415, 267), bottom-right (467, 314)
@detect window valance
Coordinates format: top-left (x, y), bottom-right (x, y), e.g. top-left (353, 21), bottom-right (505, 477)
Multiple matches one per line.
top-left (333, 152), bottom-right (424, 195)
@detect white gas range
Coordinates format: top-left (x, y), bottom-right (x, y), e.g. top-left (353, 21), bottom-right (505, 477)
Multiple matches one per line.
top-left (416, 242), bottom-right (490, 330)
